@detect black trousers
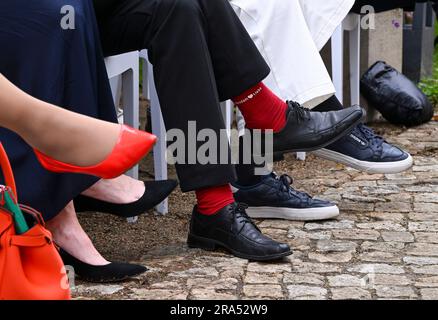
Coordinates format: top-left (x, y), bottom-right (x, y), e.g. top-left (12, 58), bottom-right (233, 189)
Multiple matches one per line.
top-left (94, 0), bottom-right (270, 192)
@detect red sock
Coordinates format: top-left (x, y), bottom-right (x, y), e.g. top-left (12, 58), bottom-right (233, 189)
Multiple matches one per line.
top-left (232, 82), bottom-right (287, 132)
top-left (195, 184), bottom-right (235, 215)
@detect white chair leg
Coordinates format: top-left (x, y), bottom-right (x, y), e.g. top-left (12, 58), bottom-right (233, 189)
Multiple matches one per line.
top-left (296, 152), bottom-right (306, 161)
top-left (331, 24), bottom-right (344, 105)
top-left (221, 101), bottom-right (233, 141)
top-left (122, 66), bottom-right (140, 180)
top-left (349, 15), bottom-right (361, 106)
top-left (148, 61), bottom-right (168, 215)
top-left (141, 57), bottom-right (150, 99)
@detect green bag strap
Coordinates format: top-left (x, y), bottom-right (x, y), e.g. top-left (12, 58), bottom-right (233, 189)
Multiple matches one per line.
top-left (0, 143), bottom-right (17, 200)
top-left (0, 143), bottom-right (28, 234)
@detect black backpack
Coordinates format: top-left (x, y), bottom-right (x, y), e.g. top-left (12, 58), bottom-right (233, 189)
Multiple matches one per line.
top-left (361, 61), bottom-right (434, 127)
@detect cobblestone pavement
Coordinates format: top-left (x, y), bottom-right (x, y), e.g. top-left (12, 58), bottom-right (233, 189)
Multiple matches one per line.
top-left (73, 121), bottom-right (438, 300)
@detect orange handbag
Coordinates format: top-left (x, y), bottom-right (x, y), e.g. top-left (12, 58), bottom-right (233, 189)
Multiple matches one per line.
top-left (0, 143), bottom-right (71, 300)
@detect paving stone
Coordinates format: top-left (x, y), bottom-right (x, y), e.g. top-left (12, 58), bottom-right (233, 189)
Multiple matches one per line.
top-left (408, 212), bottom-right (438, 221)
top-left (339, 201), bottom-right (375, 212)
top-left (420, 288), bottom-right (438, 300)
top-left (244, 273), bottom-right (281, 284)
top-left (316, 240), bottom-right (358, 253)
top-left (258, 220), bottom-right (304, 229)
top-left (403, 256), bottom-right (438, 266)
top-left (283, 273), bottom-right (325, 286)
top-left (356, 221), bottom-right (406, 231)
top-left (304, 220), bottom-right (355, 231)
top-left (342, 194), bottom-right (386, 203)
top-left (415, 193), bottom-right (438, 203)
top-left (406, 243), bottom-right (438, 256)
top-left (361, 241), bottom-right (405, 253)
top-left (415, 276), bottom-right (438, 287)
top-left (73, 284), bottom-right (125, 296)
top-left (308, 252), bottom-right (353, 263)
top-left (187, 278), bottom-right (239, 290)
top-left (288, 229), bottom-right (332, 240)
top-left (364, 212), bottom-right (405, 222)
top-left (362, 185), bottom-right (401, 195)
top-left (358, 251), bottom-right (402, 263)
top-left (372, 274), bottom-right (411, 286)
top-left (414, 202), bottom-right (438, 213)
top-left (243, 285), bottom-right (284, 299)
top-left (375, 286), bottom-right (417, 299)
top-left (347, 264), bottom-right (405, 274)
top-left (375, 202), bottom-right (412, 213)
top-left (410, 265), bottom-right (438, 275)
top-left (414, 232), bottom-right (438, 243)
top-left (169, 267), bottom-right (219, 278)
top-left (332, 229), bottom-right (380, 241)
top-left (331, 287), bottom-right (372, 300)
top-left (287, 285), bottom-right (327, 299)
top-left (191, 289), bottom-right (237, 300)
top-left (247, 263), bottom-right (292, 273)
top-left (409, 222), bottom-right (438, 232)
top-left (327, 275), bottom-right (364, 287)
top-left (129, 289), bottom-right (188, 300)
top-left (381, 231), bottom-right (414, 243)
top-left (291, 262), bottom-right (341, 274)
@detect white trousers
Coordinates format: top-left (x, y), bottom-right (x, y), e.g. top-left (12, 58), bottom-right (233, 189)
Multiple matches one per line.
top-left (229, 0), bottom-right (355, 108)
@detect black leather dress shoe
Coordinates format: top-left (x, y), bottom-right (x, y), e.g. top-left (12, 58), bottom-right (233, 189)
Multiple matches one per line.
top-left (74, 180), bottom-right (178, 218)
top-left (59, 249), bottom-right (147, 283)
top-left (187, 203), bottom-right (292, 261)
top-left (271, 101), bottom-right (364, 153)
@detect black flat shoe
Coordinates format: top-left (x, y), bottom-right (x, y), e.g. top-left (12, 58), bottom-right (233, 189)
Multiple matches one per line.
top-left (74, 180), bottom-right (178, 218)
top-left (187, 203), bottom-right (292, 261)
top-left (59, 249), bottom-right (147, 283)
top-left (267, 101), bottom-right (364, 153)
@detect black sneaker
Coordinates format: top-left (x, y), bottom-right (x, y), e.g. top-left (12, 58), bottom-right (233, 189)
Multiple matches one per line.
top-left (187, 203), bottom-right (292, 261)
top-left (271, 101), bottom-right (364, 153)
top-left (313, 123), bottom-right (413, 174)
top-left (233, 173), bottom-right (339, 221)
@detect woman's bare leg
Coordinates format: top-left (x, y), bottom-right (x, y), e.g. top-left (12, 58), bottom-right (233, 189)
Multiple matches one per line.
top-left (45, 201), bottom-right (109, 266)
top-left (0, 73), bottom-right (120, 167)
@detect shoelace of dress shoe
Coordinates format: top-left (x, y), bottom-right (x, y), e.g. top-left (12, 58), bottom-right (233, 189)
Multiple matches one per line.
top-left (274, 173), bottom-right (313, 203)
top-left (287, 101), bottom-right (311, 122)
top-left (232, 203), bottom-right (261, 234)
top-left (353, 123), bottom-right (385, 155)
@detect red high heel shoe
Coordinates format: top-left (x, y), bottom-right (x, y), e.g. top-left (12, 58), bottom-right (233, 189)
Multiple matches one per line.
top-left (34, 125), bottom-right (157, 179)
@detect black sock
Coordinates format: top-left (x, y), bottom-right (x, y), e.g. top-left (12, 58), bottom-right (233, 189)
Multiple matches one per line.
top-left (313, 95), bottom-right (344, 112)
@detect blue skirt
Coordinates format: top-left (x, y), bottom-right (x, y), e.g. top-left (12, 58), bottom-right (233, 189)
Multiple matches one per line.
top-left (0, 0), bottom-right (118, 220)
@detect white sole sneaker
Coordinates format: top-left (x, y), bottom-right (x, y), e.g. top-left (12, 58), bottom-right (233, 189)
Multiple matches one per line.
top-left (312, 148), bottom-right (414, 174)
top-left (246, 205), bottom-right (340, 221)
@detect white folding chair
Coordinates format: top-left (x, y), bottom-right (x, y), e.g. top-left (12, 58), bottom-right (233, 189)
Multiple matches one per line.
top-left (105, 51), bottom-right (140, 179)
top-left (105, 51), bottom-right (168, 215)
top-left (139, 50), bottom-right (168, 214)
top-left (331, 13), bottom-right (361, 106)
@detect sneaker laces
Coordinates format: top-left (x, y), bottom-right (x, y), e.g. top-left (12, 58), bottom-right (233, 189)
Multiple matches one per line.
top-left (287, 101), bottom-right (311, 122)
top-left (354, 123), bottom-right (384, 154)
top-left (232, 203), bottom-right (260, 233)
top-left (274, 173), bottom-right (313, 202)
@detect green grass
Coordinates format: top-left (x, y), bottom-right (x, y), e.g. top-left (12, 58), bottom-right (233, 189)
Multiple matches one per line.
top-left (418, 23), bottom-right (438, 107)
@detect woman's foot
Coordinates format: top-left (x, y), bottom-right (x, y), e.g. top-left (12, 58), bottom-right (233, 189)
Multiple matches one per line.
top-left (76, 175), bottom-right (178, 217)
top-left (45, 201), bottom-right (109, 266)
top-left (34, 124), bottom-right (157, 179)
top-left (59, 249), bottom-right (147, 283)
top-left (81, 175), bottom-right (146, 204)
top-left (46, 201), bottom-right (147, 283)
